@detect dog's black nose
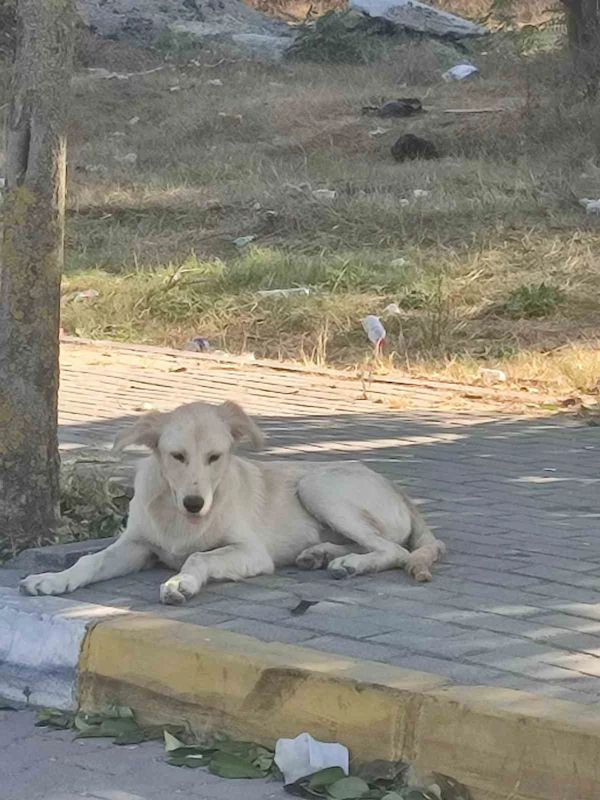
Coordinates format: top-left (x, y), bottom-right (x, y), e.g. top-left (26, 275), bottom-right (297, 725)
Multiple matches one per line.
top-left (183, 495), bottom-right (204, 514)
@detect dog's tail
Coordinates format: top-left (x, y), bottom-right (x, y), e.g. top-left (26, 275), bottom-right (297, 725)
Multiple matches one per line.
top-left (405, 496), bottom-right (446, 582)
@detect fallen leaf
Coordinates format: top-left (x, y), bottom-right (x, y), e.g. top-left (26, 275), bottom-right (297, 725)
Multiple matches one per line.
top-left (35, 710), bottom-right (74, 729)
top-left (164, 730), bottom-right (187, 752)
top-left (358, 760), bottom-right (409, 785)
top-left (168, 753), bottom-right (212, 768)
top-left (309, 767), bottom-right (347, 789)
top-left (209, 750), bottom-right (265, 779)
top-left (430, 774), bottom-right (473, 800)
top-left (75, 717), bottom-right (139, 739)
top-left (328, 777), bottom-right (371, 799)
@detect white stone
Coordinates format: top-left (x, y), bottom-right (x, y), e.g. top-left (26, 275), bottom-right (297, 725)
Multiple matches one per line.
top-left (349, 0), bottom-right (487, 38)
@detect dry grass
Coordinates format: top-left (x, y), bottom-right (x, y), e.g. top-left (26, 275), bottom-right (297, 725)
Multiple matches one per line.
top-left (4, 21), bottom-right (600, 398)
top-left (247, 0), bottom-right (553, 24)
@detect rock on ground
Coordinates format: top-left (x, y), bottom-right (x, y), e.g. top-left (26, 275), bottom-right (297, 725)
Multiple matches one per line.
top-left (349, 0), bottom-right (487, 39)
top-left (76, 0), bottom-right (294, 48)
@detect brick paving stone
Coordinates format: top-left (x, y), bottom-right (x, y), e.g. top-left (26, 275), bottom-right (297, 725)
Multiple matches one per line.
top-left (6, 339), bottom-right (600, 708)
top-left (214, 619), bottom-right (318, 644)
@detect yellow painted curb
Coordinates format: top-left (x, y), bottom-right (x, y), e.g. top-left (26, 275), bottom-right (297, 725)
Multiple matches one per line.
top-left (78, 614), bottom-right (600, 800)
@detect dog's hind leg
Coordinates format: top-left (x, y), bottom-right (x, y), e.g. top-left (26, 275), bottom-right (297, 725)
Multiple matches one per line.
top-left (298, 464), bottom-right (412, 579)
top-left (403, 496), bottom-right (446, 582)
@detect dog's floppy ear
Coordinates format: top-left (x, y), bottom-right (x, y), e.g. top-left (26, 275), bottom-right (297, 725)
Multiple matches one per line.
top-left (112, 411), bottom-right (166, 452)
top-left (217, 401), bottom-right (264, 450)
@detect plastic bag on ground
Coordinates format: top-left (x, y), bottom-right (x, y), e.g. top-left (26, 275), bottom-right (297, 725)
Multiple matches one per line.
top-left (442, 63), bottom-right (479, 81)
top-left (274, 733), bottom-right (349, 785)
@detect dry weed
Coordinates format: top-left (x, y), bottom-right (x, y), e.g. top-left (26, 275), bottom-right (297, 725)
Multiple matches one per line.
top-left (3, 20), bottom-right (600, 396)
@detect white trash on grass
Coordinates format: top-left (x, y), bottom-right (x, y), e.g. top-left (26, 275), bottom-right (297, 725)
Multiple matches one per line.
top-left (384, 302), bottom-right (402, 315)
top-left (580, 198), bottom-right (600, 214)
top-left (312, 189), bottom-right (337, 201)
top-left (369, 127), bottom-right (391, 137)
top-left (274, 733), bottom-right (349, 785)
top-left (479, 367), bottom-right (507, 383)
top-left (71, 289), bottom-right (99, 301)
top-left (233, 235), bottom-right (256, 247)
top-left (257, 287), bottom-right (310, 297)
top-left (442, 63), bottom-right (479, 82)
top-left (114, 152), bottom-right (138, 165)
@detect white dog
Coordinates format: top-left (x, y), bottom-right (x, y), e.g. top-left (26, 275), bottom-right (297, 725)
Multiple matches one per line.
top-left (21, 401), bottom-right (445, 605)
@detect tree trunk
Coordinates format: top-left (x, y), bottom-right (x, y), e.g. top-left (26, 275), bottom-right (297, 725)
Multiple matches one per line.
top-left (562, 0), bottom-right (600, 78)
top-left (0, 0), bottom-right (75, 555)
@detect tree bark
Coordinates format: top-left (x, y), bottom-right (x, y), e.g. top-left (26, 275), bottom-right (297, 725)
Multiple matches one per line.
top-left (0, 0), bottom-right (75, 555)
top-left (562, 0), bottom-right (600, 76)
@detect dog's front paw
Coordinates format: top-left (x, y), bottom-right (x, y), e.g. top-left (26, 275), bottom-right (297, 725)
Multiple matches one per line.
top-left (20, 572), bottom-right (73, 596)
top-left (160, 573), bottom-right (201, 605)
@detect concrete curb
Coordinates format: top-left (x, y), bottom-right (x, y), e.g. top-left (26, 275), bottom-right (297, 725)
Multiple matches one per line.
top-left (0, 588), bottom-right (126, 709)
top-left (4, 596), bottom-right (600, 800)
top-left (78, 613), bottom-right (600, 800)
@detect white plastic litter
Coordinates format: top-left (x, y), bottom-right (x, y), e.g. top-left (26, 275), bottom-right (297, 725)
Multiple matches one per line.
top-left (384, 303), bottom-right (402, 315)
top-left (413, 189), bottom-right (430, 198)
top-left (369, 127), bottom-right (391, 137)
top-left (312, 189), bottom-right (337, 201)
top-left (580, 198), bottom-right (600, 214)
top-left (207, 79), bottom-right (223, 86)
top-left (399, 199), bottom-right (410, 207)
top-left (442, 64), bottom-right (479, 82)
top-left (114, 152), bottom-right (138, 165)
top-left (257, 287), bottom-right (310, 297)
top-left (128, 116), bottom-right (140, 126)
top-left (274, 733), bottom-right (349, 785)
top-left (232, 235), bottom-right (256, 247)
top-left (285, 182), bottom-right (312, 194)
top-left (479, 367), bottom-right (507, 383)
top-left (71, 289), bottom-right (99, 301)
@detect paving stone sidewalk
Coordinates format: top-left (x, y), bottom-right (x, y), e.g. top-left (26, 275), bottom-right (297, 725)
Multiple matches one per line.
top-left (6, 340), bottom-right (600, 707)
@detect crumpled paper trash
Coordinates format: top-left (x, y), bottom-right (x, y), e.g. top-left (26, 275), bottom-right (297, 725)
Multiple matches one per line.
top-left (274, 732), bottom-right (349, 785)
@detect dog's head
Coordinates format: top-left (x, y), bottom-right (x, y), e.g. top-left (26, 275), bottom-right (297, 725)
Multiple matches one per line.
top-left (113, 400), bottom-right (263, 521)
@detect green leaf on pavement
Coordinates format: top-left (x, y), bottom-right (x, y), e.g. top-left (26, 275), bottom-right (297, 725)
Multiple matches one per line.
top-left (402, 790), bottom-right (439, 800)
top-left (74, 717), bottom-right (139, 739)
top-left (208, 750), bottom-right (266, 779)
top-left (327, 777), bottom-right (371, 799)
top-left (429, 775), bottom-right (473, 800)
top-left (167, 753), bottom-right (213, 769)
top-left (358, 761), bottom-right (410, 785)
top-left (114, 726), bottom-right (165, 746)
top-left (35, 709), bottom-right (75, 729)
top-left (164, 730), bottom-right (188, 752)
top-left (309, 767), bottom-right (347, 790)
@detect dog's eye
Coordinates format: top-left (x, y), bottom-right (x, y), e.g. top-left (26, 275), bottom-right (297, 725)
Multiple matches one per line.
top-left (171, 452), bottom-right (186, 463)
top-left (208, 453), bottom-right (221, 465)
